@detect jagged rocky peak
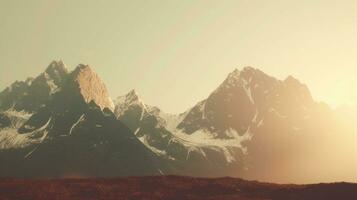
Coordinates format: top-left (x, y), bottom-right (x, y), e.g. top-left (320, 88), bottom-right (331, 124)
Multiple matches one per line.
top-left (0, 60), bottom-right (70, 112)
top-left (29, 60), bottom-right (69, 93)
top-left (240, 66), bottom-right (265, 79)
top-left (45, 60), bottom-right (68, 73)
top-left (123, 89), bottom-right (140, 103)
top-left (219, 66), bottom-right (267, 89)
top-left (227, 68), bottom-right (240, 77)
top-left (226, 66), bottom-right (261, 78)
top-left (114, 89), bottom-right (147, 117)
top-left (284, 75), bottom-right (308, 90)
top-left (223, 68), bottom-right (241, 85)
top-left (4, 80), bottom-right (30, 93)
top-left (68, 64), bottom-right (114, 111)
top-left (282, 75), bottom-right (314, 103)
top-left (44, 60), bottom-right (69, 85)
top-left (115, 89), bottom-right (146, 106)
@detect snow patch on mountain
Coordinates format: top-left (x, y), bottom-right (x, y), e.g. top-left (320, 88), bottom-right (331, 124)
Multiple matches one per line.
top-left (137, 134), bottom-right (167, 157)
top-left (69, 114), bottom-right (85, 135)
top-left (0, 117), bottom-right (51, 149)
top-left (242, 78), bottom-right (254, 104)
top-left (160, 111), bottom-right (188, 132)
top-left (1, 109), bottom-right (32, 129)
top-left (164, 127), bottom-right (251, 163)
top-left (114, 89), bottom-right (252, 164)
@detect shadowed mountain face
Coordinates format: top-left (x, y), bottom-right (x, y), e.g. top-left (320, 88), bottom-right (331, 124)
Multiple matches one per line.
top-left (0, 61), bottom-right (355, 183)
top-left (114, 90), bottom-right (246, 177)
top-left (0, 63), bottom-right (162, 178)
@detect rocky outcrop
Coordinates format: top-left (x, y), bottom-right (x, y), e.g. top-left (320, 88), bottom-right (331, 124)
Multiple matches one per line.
top-left (68, 64), bottom-right (114, 111)
top-left (0, 60), bottom-right (69, 112)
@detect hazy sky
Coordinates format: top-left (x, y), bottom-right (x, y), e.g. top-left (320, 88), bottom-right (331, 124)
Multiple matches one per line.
top-left (1, 0), bottom-right (357, 113)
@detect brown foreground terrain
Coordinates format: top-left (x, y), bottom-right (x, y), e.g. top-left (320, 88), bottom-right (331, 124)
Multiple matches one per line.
top-left (0, 176), bottom-right (356, 200)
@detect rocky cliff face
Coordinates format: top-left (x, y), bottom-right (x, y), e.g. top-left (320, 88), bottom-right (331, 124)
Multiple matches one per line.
top-left (68, 64), bottom-right (114, 111)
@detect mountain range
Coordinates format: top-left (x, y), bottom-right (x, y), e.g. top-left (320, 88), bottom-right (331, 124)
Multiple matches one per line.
top-left (0, 61), bottom-right (355, 183)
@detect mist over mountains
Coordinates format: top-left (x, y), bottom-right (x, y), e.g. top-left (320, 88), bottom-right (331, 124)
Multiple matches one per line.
top-left (0, 61), bottom-right (356, 183)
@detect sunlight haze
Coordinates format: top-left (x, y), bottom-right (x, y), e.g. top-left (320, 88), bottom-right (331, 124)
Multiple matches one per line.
top-left (1, 0), bottom-right (357, 113)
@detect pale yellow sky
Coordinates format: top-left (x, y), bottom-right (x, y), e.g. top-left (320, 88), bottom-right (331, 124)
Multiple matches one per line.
top-left (1, 0), bottom-right (357, 113)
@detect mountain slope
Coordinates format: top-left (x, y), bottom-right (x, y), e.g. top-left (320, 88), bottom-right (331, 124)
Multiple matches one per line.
top-left (114, 90), bottom-right (247, 177)
top-left (0, 63), bottom-right (163, 177)
top-left (114, 67), bottom-right (342, 183)
top-left (177, 67), bottom-right (315, 138)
